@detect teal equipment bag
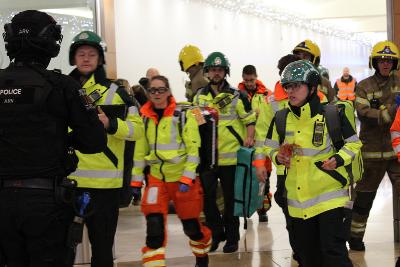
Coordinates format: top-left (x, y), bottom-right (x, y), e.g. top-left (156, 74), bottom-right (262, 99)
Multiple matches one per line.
top-left (234, 146), bottom-right (263, 219)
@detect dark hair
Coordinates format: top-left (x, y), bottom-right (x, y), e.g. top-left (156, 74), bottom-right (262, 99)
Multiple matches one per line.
top-left (242, 65), bottom-right (257, 75)
top-left (149, 75), bottom-right (170, 89)
top-left (277, 54), bottom-right (301, 75)
top-left (131, 84), bottom-right (148, 106)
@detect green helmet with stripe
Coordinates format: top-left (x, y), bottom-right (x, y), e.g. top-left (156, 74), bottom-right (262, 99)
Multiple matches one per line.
top-left (204, 51), bottom-right (230, 75)
top-left (281, 60), bottom-right (320, 88)
top-left (69, 31), bottom-right (107, 65)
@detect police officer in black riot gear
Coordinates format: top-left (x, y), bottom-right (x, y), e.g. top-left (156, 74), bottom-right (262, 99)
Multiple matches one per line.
top-left (0, 10), bottom-right (107, 267)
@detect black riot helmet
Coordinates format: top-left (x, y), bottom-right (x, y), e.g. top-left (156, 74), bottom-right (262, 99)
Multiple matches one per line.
top-left (3, 10), bottom-right (63, 61)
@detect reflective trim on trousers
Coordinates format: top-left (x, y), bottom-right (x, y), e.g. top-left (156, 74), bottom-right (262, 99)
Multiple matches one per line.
top-left (287, 189), bottom-right (348, 209)
top-left (362, 151), bottom-right (396, 159)
top-left (394, 145), bottom-right (400, 154)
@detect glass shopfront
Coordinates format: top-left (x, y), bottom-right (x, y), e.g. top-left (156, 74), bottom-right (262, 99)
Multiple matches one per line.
top-left (0, 0), bottom-right (97, 73)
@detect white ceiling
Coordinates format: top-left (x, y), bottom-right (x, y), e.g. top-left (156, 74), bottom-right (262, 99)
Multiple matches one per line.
top-left (260, 0), bottom-right (387, 33)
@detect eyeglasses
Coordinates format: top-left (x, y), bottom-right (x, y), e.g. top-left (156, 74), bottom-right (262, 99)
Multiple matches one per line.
top-left (148, 87), bottom-right (169, 94)
top-left (284, 82), bottom-right (305, 92)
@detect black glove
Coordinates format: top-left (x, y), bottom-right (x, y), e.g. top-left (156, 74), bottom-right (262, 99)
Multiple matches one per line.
top-left (130, 187), bottom-right (142, 205)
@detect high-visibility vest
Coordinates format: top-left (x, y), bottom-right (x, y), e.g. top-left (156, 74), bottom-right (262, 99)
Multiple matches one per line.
top-left (337, 79), bottom-right (356, 101)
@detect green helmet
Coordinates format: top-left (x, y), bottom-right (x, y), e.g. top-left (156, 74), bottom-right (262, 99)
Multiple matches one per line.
top-left (69, 31), bottom-right (107, 65)
top-left (204, 51), bottom-right (230, 75)
top-left (281, 60), bottom-right (320, 88)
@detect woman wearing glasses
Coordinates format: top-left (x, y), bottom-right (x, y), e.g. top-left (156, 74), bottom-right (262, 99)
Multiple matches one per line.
top-left (130, 75), bottom-right (211, 267)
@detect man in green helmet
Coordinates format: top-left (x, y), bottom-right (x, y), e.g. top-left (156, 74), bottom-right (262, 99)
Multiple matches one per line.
top-left (68, 31), bottom-right (144, 267)
top-left (262, 60), bottom-right (361, 266)
top-left (193, 51), bottom-right (256, 253)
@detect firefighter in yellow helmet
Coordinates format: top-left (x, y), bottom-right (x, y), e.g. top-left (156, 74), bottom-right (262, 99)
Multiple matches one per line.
top-left (293, 39), bottom-right (336, 102)
top-left (179, 45), bottom-right (209, 101)
top-left (349, 40), bottom-right (400, 251)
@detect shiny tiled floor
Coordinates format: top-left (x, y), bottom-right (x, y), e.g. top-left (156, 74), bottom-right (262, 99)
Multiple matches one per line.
top-left (76, 174), bottom-right (400, 267)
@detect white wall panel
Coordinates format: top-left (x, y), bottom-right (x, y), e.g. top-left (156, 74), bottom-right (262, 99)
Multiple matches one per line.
top-left (115, 0), bottom-right (372, 100)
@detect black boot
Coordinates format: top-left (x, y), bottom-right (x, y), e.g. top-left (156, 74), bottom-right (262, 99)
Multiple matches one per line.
top-left (195, 255), bottom-right (209, 267)
top-left (223, 241), bottom-right (238, 253)
top-left (348, 237), bottom-right (365, 251)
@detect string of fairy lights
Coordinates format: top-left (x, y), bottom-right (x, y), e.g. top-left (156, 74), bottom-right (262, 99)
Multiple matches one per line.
top-left (193, 0), bottom-right (372, 47)
top-left (0, 12), bottom-right (94, 37)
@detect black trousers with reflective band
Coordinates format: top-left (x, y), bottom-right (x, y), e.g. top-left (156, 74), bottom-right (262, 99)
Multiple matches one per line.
top-left (291, 207), bottom-right (353, 267)
top-left (75, 188), bottom-right (120, 267)
top-left (0, 188), bottom-right (73, 267)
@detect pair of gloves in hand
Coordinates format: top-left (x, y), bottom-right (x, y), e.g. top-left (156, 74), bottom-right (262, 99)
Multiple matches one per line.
top-left (131, 182), bottom-right (190, 197)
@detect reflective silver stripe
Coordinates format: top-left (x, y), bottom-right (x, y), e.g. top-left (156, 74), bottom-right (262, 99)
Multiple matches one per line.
top-left (219, 114), bottom-right (238, 120)
top-left (299, 146), bottom-right (332, 156)
top-left (167, 156), bottom-right (181, 164)
top-left (255, 140), bottom-right (264, 147)
top-left (239, 111), bottom-right (253, 119)
top-left (394, 145), bottom-right (400, 154)
top-left (219, 152), bottom-right (237, 159)
top-left (230, 91), bottom-right (239, 114)
top-left (255, 153), bottom-right (265, 160)
top-left (104, 83), bottom-right (119, 105)
top-left (264, 139), bottom-right (279, 149)
top-left (268, 148), bottom-right (278, 159)
top-left (392, 86), bottom-right (400, 93)
top-left (345, 134), bottom-right (360, 143)
top-left (187, 155), bottom-right (200, 164)
top-left (131, 174), bottom-right (144, 182)
top-left (126, 120), bottom-right (134, 138)
top-left (271, 101), bottom-right (279, 113)
top-left (147, 159), bottom-right (161, 164)
top-left (287, 189), bottom-right (348, 209)
top-left (71, 169), bottom-right (123, 178)
top-left (286, 131), bottom-right (294, 136)
top-left (367, 90), bottom-right (382, 100)
top-left (149, 143), bottom-right (182, 150)
top-left (128, 105), bottom-right (139, 115)
top-left (170, 114), bottom-right (180, 144)
top-left (362, 151), bottom-right (396, 159)
top-left (355, 97), bottom-right (370, 106)
top-left (391, 131), bottom-right (400, 139)
top-left (182, 170), bottom-right (196, 179)
top-left (341, 147), bottom-right (355, 160)
top-left (134, 160), bottom-right (146, 168)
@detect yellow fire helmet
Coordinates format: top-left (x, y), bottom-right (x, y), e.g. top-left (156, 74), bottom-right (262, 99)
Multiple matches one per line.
top-left (179, 44), bottom-right (204, 72)
top-left (369, 40), bottom-right (399, 70)
top-left (293, 39), bottom-right (321, 66)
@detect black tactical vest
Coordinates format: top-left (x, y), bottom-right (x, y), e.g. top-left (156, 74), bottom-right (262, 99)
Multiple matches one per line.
top-left (0, 65), bottom-right (61, 177)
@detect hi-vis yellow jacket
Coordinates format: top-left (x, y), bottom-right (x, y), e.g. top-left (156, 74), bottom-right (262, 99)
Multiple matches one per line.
top-left (69, 68), bottom-right (144, 189)
top-left (254, 81), bottom-right (329, 175)
top-left (264, 94), bottom-right (362, 219)
top-left (130, 97), bottom-right (201, 186)
top-left (193, 81), bottom-right (256, 166)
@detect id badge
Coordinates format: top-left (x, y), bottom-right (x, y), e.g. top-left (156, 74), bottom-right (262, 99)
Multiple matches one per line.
top-left (146, 187), bottom-right (159, 204)
top-left (312, 121), bottom-right (324, 147)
